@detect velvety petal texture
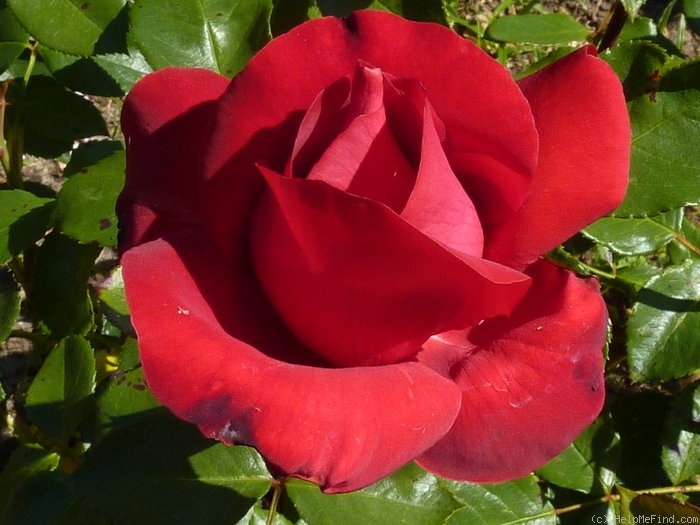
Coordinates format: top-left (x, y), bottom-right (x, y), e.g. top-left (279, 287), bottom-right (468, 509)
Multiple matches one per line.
top-left (122, 231), bottom-right (462, 493)
top-left (416, 260), bottom-right (606, 481)
top-left (118, 9), bottom-right (630, 494)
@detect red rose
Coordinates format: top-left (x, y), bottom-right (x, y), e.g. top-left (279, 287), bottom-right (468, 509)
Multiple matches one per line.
top-left (117, 10), bottom-right (629, 493)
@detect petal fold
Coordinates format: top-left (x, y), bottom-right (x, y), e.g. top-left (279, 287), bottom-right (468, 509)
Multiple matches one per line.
top-left (250, 167), bottom-right (530, 367)
top-left (416, 260), bottom-right (606, 482)
top-left (122, 232), bottom-right (462, 493)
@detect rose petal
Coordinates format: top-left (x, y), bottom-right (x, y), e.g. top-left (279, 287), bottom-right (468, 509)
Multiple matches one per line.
top-left (200, 10), bottom-right (537, 258)
top-left (304, 65), bottom-right (417, 212)
top-left (485, 47), bottom-right (630, 269)
top-left (117, 67), bottom-right (229, 252)
top-left (400, 98), bottom-right (484, 257)
top-left (122, 231), bottom-right (462, 493)
top-left (416, 259), bottom-right (606, 482)
top-left (250, 167), bottom-right (530, 367)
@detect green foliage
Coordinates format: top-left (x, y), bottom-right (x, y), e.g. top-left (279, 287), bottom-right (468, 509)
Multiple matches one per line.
top-left (485, 13), bottom-right (589, 45)
top-left (0, 1), bottom-right (698, 523)
top-left (130, 0), bottom-right (273, 77)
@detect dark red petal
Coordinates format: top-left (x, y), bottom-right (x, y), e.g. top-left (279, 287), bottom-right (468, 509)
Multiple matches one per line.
top-left (485, 47), bottom-right (630, 269)
top-left (121, 231), bottom-right (462, 493)
top-left (200, 11), bottom-right (537, 258)
top-left (416, 260), bottom-right (606, 482)
top-left (117, 67), bottom-right (229, 252)
top-left (250, 167), bottom-right (530, 367)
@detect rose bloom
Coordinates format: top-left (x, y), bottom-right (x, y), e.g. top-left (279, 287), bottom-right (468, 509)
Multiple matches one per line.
top-left (117, 10), bottom-right (629, 493)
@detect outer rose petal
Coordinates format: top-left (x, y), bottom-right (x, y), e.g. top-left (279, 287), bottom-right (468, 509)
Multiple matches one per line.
top-left (416, 260), bottom-right (606, 482)
top-left (121, 230), bottom-right (462, 493)
top-left (117, 68), bottom-right (229, 252)
top-left (200, 10), bottom-right (537, 258)
top-left (485, 47), bottom-right (630, 269)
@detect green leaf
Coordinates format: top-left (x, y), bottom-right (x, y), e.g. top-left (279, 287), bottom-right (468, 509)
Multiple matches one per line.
top-left (0, 189), bottom-right (54, 264)
top-left (603, 43), bottom-right (700, 216)
top-left (74, 411), bottom-right (272, 525)
top-left (627, 260), bottom-right (700, 381)
top-left (0, 0), bottom-right (29, 74)
top-left (235, 501), bottom-right (294, 525)
top-left (485, 13), bottom-right (589, 45)
top-left (0, 445), bottom-right (61, 523)
top-left (131, 0), bottom-right (272, 76)
top-left (96, 365), bottom-right (160, 435)
top-left (63, 139), bottom-right (123, 176)
top-left (662, 381), bottom-right (700, 484)
top-left (25, 335), bottom-right (96, 441)
top-left (443, 475), bottom-right (556, 525)
top-left (53, 148), bottom-right (125, 247)
top-left (582, 214), bottom-right (679, 255)
top-left (536, 413), bottom-right (621, 495)
top-left (7, 0), bottom-right (126, 56)
top-left (619, 16), bottom-right (658, 41)
top-left (630, 493), bottom-right (700, 519)
top-left (620, 0), bottom-right (646, 19)
top-left (0, 268), bottom-right (20, 340)
top-left (287, 463), bottom-right (461, 525)
top-left (5, 76), bottom-right (108, 158)
top-left (31, 232), bottom-right (100, 338)
top-left (97, 265), bottom-right (133, 336)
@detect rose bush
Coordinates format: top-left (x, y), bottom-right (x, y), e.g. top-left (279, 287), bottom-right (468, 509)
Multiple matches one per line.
top-left (117, 10), bottom-right (630, 493)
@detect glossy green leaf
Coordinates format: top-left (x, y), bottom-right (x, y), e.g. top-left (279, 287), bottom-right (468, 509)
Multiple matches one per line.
top-left (40, 46), bottom-right (151, 96)
top-left (32, 232), bottom-right (100, 338)
top-left (619, 16), bottom-right (658, 41)
top-left (627, 260), bottom-right (700, 381)
top-left (603, 43), bottom-right (700, 216)
top-left (287, 463), bottom-right (461, 525)
top-left (25, 335), bottom-right (96, 441)
top-left (74, 411), bottom-right (272, 525)
top-left (131, 0), bottom-right (272, 76)
top-left (536, 413), bottom-right (620, 495)
top-left (0, 445), bottom-right (61, 523)
top-left (662, 381), bottom-right (700, 484)
top-left (63, 139), bottom-right (123, 177)
top-left (0, 0), bottom-right (29, 74)
top-left (0, 189), bottom-right (54, 264)
top-left (0, 268), bottom-right (20, 340)
top-left (443, 475), bottom-right (556, 525)
top-left (583, 215), bottom-right (678, 255)
top-left (53, 148), bottom-right (125, 247)
top-left (5, 76), bottom-right (108, 158)
top-left (485, 13), bottom-right (589, 44)
top-left (7, 0), bottom-right (125, 56)
top-left (630, 493), bottom-right (700, 519)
